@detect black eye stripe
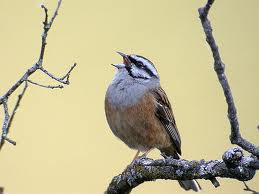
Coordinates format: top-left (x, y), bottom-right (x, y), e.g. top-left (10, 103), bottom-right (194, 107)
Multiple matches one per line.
top-left (143, 66), bottom-right (155, 77)
top-left (127, 55), bottom-right (158, 78)
top-left (128, 56), bottom-right (138, 64)
top-left (135, 55), bottom-right (154, 66)
top-left (128, 56), bottom-right (156, 77)
top-left (129, 56), bottom-right (143, 67)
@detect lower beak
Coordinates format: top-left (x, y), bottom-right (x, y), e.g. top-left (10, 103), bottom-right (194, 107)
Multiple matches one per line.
top-left (111, 63), bottom-right (126, 69)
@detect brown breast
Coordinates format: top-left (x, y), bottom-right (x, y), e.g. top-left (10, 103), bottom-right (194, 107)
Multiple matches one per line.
top-left (105, 92), bottom-right (172, 151)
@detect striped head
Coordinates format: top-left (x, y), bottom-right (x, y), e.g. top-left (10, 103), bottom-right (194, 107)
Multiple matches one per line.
top-left (113, 52), bottom-right (159, 80)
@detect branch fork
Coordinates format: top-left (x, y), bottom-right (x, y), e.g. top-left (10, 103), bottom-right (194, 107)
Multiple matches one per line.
top-left (0, 0), bottom-right (76, 150)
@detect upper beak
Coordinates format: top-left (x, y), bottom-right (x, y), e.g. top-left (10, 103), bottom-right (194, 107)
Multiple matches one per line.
top-left (116, 51), bottom-right (131, 66)
top-left (117, 51), bottom-right (127, 58)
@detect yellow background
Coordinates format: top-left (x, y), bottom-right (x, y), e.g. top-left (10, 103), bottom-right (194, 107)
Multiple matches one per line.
top-left (0, 0), bottom-right (258, 193)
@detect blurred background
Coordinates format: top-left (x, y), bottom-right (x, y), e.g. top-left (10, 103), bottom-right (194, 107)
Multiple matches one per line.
top-left (0, 0), bottom-right (258, 193)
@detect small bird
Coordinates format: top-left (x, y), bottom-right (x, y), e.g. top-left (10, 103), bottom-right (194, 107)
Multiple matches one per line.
top-left (105, 52), bottom-right (201, 192)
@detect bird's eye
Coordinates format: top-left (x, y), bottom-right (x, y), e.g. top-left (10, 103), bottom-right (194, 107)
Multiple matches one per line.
top-left (136, 61), bottom-right (143, 67)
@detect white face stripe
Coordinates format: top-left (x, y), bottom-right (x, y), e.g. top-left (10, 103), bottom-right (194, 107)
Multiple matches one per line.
top-left (130, 67), bottom-right (151, 79)
top-left (130, 55), bottom-right (158, 76)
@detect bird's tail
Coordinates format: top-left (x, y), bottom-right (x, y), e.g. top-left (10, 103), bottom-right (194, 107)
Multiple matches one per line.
top-left (178, 179), bottom-right (201, 192)
top-left (160, 147), bottom-right (201, 192)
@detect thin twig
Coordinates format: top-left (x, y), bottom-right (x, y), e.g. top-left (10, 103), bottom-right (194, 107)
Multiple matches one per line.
top-left (4, 137), bottom-right (16, 145)
top-left (48, 0), bottom-right (62, 30)
top-left (2, 100), bottom-right (10, 134)
top-left (40, 63), bottom-right (77, 85)
top-left (27, 80), bottom-right (63, 89)
top-left (38, 0), bottom-right (62, 62)
top-left (0, 100), bottom-right (10, 148)
top-left (6, 82), bottom-right (28, 131)
top-left (198, 0), bottom-right (259, 157)
top-left (0, 83), bottom-right (28, 149)
top-left (60, 63), bottom-right (77, 81)
top-left (0, 0), bottom-right (66, 105)
top-left (41, 4), bottom-right (48, 26)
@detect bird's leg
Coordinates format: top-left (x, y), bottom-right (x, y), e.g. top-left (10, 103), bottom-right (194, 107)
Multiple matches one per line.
top-left (124, 151), bottom-right (141, 172)
top-left (130, 150), bottom-right (140, 164)
top-left (130, 149), bottom-right (154, 165)
top-left (141, 148), bottom-right (154, 158)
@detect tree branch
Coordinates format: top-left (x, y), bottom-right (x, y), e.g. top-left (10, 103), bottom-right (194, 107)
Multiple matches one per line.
top-left (1, 100), bottom-right (11, 148)
top-left (0, 0), bottom-right (76, 106)
top-left (0, 0), bottom-right (76, 149)
top-left (198, 0), bottom-right (259, 157)
top-left (106, 148), bottom-right (257, 194)
top-left (106, 0), bottom-right (259, 193)
top-left (0, 82), bottom-right (29, 149)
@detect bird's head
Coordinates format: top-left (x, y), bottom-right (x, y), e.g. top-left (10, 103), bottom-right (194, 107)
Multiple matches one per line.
top-left (112, 52), bottom-right (159, 80)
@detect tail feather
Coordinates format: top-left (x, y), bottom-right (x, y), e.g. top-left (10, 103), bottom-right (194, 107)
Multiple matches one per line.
top-left (160, 147), bottom-right (202, 192)
top-left (179, 180), bottom-right (201, 192)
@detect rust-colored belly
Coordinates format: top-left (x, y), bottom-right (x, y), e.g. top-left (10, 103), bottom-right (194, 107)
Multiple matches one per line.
top-left (105, 93), bottom-right (171, 151)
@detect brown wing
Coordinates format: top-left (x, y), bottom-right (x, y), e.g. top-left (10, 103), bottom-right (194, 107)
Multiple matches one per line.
top-left (151, 87), bottom-right (182, 155)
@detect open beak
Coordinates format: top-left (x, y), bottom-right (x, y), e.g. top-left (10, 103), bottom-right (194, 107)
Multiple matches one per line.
top-left (116, 51), bottom-right (131, 66)
top-left (111, 52), bottom-right (131, 69)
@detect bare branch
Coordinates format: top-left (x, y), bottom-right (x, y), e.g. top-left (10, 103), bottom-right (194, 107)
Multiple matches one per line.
top-left (2, 100), bottom-right (10, 133)
top-left (27, 80), bottom-right (63, 89)
top-left (39, 63), bottom-right (77, 85)
top-left (0, 0), bottom-right (76, 151)
top-left (40, 4), bottom-right (48, 26)
top-left (0, 100), bottom-right (10, 148)
top-left (0, 65), bottom-right (37, 105)
top-left (0, 82), bottom-right (28, 149)
top-left (4, 137), bottom-right (16, 146)
top-left (38, 0), bottom-right (62, 63)
top-left (198, 0), bottom-right (259, 157)
top-left (60, 63), bottom-right (77, 81)
top-left (6, 82), bottom-right (28, 131)
top-left (48, 0), bottom-right (62, 30)
top-left (106, 148), bottom-right (257, 194)
top-left (0, 0), bottom-right (67, 105)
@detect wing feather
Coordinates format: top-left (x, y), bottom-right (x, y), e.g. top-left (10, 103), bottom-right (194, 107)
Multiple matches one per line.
top-left (151, 87), bottom-right (182, 155)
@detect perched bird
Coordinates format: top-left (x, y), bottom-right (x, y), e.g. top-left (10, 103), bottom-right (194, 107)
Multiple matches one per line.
top-left (105, 52), bottom-right (201, 192)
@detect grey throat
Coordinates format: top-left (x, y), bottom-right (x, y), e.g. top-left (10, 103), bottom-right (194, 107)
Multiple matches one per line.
top-left (106, 68), bottom-right (160, 107)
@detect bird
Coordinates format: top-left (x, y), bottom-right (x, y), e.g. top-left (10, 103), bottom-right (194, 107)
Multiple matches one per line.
top-left (105, 52), bottom-right (201, 192)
